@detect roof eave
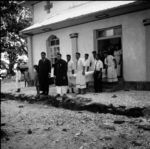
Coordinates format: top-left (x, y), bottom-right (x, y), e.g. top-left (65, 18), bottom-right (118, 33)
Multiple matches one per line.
top-left (20, 1), bottom-right (150, 36)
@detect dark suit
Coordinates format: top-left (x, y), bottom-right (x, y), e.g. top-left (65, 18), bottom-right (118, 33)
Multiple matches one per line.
top-left (54, 59), bottom-right (68, 86)
top-left (38, 58), bottom-right (51, 95)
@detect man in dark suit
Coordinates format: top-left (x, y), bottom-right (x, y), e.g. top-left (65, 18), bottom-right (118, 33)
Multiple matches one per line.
top-left (54, 53), bottom-right (68, 96)
top-left (38, 52), bottom-right (51, 95)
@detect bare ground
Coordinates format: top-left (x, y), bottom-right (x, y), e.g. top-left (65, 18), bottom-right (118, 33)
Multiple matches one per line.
top-left (1, 80), bottom-right (150, 149)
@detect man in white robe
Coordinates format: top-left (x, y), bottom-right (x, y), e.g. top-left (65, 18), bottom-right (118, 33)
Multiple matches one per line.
top-left (84, 53), bottom-right (90, 88)
top-left (114, 45), bottom-right (122, 77)
top-left (105, 51), bottom-right (118, 82)
top-left (84, 53), bottom-right (90, 72)
top-left (66, 54), bottom-right (75, 93)
top-left (76, 52), bottom-right (86, 94)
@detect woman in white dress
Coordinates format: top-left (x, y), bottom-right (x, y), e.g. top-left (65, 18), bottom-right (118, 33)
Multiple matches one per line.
top-left (105, 51), bottom-right (118, 82)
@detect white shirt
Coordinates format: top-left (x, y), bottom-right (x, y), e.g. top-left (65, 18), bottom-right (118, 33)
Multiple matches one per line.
top-left (90, 56), bottom-right (96, 71)
top-left (84, 59), bottom-right (90, 72)
top-left (105, 55), bottom-right (115, 67)
top-left (77, 58), bottom-right (84, 72)
top-left (95, 60), bottom-right (103, 71)
top-left (67, 60), bottom-right (74, 73)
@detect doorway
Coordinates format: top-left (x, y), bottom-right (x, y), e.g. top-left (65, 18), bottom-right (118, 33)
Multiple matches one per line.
top-left (96, 26), bottom-right (123, 79)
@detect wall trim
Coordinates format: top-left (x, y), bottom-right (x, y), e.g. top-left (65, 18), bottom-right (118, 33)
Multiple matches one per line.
top-left (123, 81), bottom-right (150, 91)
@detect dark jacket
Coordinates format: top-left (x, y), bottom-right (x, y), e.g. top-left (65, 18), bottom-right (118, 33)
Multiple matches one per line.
top-left (54, 59), bottom-right (68, 86)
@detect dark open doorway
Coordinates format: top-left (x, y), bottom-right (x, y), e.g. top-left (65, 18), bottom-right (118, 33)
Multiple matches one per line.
top-left (97, 37), bottom-right (123, 78)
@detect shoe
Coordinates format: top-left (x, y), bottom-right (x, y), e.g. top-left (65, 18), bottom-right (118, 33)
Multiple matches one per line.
top-left (55, 94), bottom-right (60, 98)
top-left (40, 92), bottom-right (45, 95)
top-left (44, 92), bottom-right (49, 95)
top-left (16, 89), bottom-right (20, 92)
top-left (71, 88), bottom-right (75, 93)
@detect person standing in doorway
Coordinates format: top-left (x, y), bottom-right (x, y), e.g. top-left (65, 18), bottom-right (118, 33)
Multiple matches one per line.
top-left (113, 45), bottom-right (122, 77)
top-left (105, 50), bottom-right (118, 82)
top-left (54, 53), bottom-right (68, 97)
top-left (66, 54), bottom-right (75, 93)
top-left (93, 54), bottom-right (103, 93)
top-left (38, 52), bottom-right (51, 95)
top-left (76, 52), bottom-right (86, 94)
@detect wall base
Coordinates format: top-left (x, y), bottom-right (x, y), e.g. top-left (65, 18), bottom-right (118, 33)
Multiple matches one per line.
top-left (123, 81), bottom-right (150, 91)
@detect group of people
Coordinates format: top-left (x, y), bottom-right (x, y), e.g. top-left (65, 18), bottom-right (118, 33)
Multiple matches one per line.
top-left (15, 46), bottom-right (121, 97)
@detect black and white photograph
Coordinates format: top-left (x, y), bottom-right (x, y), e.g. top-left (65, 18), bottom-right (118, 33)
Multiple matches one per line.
top-left (1, 0), bottom-right (150, 149)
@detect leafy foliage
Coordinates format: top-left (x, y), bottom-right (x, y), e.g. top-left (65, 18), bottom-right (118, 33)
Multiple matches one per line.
top-left (0, 0), bottom-right (32, 74)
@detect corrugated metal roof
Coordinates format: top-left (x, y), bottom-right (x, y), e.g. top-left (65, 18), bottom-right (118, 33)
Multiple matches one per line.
top-left (21, 1), bottom-right (135, 33)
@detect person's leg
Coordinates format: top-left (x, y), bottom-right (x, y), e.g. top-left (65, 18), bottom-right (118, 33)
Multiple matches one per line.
top-left (67, 75), bottom-right (71, 93)
top-left (78, 88), bottom-right (81, 94)
top-left (45, 83), bottom-right (49, 95)
top-left (17, 81), bottom-right (21, 92)
top-left (94, 72), bottom-right (98, 92)
top-left (99, 77), bottom-right (102, 92)
top-left (56, 86), bottom-right (61, 96)
top-left (62, 86), bottom-right (67, 96)
top-left (71, 87), bottom-right (74, 93)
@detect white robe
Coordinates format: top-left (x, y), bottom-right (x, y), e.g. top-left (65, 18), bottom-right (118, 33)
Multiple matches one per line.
top-left (105, 55), bottom-right (118, 82)
top-left (76, 58), bottom-right (86, 89)
top-left (15, 70), bottom-right (22, 89)
top-left (114, 50), bottom-right (122, 77)
top-left (89, 56), bottom-right (96, 71)
top-left (67, 60), bottom-right (75, 89)
top-left (84, 59), bottom-right (90, 72)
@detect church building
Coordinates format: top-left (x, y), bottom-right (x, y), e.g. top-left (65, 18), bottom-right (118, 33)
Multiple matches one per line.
top-left (20, 1), bottom-right (150, 89)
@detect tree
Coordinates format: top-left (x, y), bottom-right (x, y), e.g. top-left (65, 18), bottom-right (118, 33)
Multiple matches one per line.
top-left (0, 0), bottom-right (32, 75)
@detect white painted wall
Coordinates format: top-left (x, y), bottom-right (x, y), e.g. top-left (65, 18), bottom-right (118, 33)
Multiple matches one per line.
top-left (32, 9), bottom-right (150, 81)
top-left (33, 1), bottom-right (88, 24)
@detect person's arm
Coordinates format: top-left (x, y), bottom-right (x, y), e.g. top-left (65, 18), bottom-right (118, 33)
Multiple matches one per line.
top-left (72, 62), bottom-right (75, 74)
top-left (82, 66), bottom-right (85, 75)
top-left (48, 60), bottom-right (51, 73)
top-left (54, 63), bottom-right (56, 77)
top-left (63, 61), bottom-right (67, 79)
top-left (48, 59), bottom-right (51, 77)
top-left (113, 58), bottom-right (117, 69)
top-left (82, 60), bottom-right (85, 75)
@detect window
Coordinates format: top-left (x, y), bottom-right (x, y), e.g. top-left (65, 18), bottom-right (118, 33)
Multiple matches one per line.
top-left (47, 35), bottom-right (60, 65)
top-left (97, 26), bottom-right (122, 38)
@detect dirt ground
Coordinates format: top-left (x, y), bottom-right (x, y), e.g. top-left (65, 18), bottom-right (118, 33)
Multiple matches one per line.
top-left (1, 79), bottom-right (150, 149)
top-left (1, 99), bottom-right (150, 149)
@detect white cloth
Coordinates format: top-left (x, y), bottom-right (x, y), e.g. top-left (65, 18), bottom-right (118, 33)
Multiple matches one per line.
top-left (114, 50), bottom-right (122, 77)
top-left (56, 86), bottom-right (67, 95)
top-left (94, 60), bottom-right (103, 71)
top-left (15, 70), bottom-right (21, 89)
top-left (84, 59), bottom-right (90, 72)
top-left (89, 56), bottom-right (96, 71)
top-left (76, 58), bottom-right (86, 89)
top-left (105, 55), bottom-right (118, 82)
top-left (67, 60), bottom-right (75, 90)
top-left (67, 60), bottom-right (74, 75)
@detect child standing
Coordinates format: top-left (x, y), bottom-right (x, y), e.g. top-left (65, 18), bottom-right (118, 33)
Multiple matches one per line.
top-left (33, 65), bottom-right (40, 97)
top-left (15, 66), bottom-right (22, 92)
top-left (24, 68), bottom-right (30, 87)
